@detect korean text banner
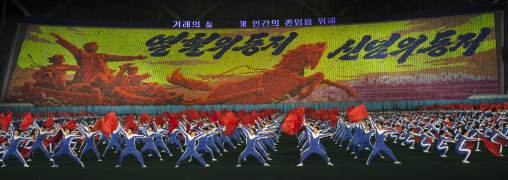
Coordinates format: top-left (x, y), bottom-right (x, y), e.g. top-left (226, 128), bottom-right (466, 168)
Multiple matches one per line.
top-left (5, 13), bottom-right (498, 107)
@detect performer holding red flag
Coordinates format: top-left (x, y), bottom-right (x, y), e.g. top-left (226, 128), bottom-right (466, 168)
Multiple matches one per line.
top-left (102, 126), bottom-right (123, 156)
top-left (436, 131), bottom-right (455, 157)
top-left (51, 128), bottom-right (85, 167)
top-left (455, 130), bottom-right (481, 163)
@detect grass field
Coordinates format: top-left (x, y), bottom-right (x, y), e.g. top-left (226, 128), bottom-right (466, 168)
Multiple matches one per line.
top-left (2, 134), bottom-right (507, 180)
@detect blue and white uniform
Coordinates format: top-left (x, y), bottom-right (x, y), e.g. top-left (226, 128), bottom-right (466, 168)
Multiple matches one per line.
top-left (237, 125), bottom-right (269, 166)
top-left (117, 126), bottom-right (146, 167)
top-left (28, 124), bottom-right (55, 161)
top-left (2, 127), bottom-right (31, 167)
top-left (298, 122), bottom-right (332, 166)
top-left (103, 129), bottom-right (123, 156)
top-left (366, 118), bottom-right (400, 165)
top-left (78, 128), bottom-right (102, 160)
top-left (455, 134), bottom-right (480, 162)
top-left (175, 125), bottom-right (209, 167)
top-left (52, 131), bottom-right (84, 167)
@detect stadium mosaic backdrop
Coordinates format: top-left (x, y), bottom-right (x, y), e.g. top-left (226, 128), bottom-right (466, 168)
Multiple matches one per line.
top-left (4, 13), bottom-right (498, 107)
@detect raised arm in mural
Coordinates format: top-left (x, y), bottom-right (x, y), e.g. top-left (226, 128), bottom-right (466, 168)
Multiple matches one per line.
top-left (31, 54), bottom-right (79, 90)
top-left (49, 32), bottom-right (147, 83)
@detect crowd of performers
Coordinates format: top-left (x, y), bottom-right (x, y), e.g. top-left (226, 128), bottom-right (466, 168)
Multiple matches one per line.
top-left (0, 110), bottom-right (283, 168)
top-left (294, 108), bottom-right (508, 166)
top-left (1, 107), bottom-right (508, 168)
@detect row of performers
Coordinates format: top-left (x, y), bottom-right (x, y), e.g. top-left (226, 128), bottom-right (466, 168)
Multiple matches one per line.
top-left (297, 109), bottom-right (507, 165)
top-left (0, 114), bottom-right (282, 167)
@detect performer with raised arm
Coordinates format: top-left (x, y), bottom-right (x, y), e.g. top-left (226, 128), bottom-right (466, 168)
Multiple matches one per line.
top-left (366, 116), bottom-right (402, 165)
top-left (175, 125), bottom-right (210, 168)
top-left (51, 128), bottom-right (85, 167)
top-left (116, 125), bottom-right (150, 168)
top-left (296, 119), bottom-right (334, 167)
top-left (27, 122), bottom-right (56, 162)
top-left (354, 124), bottom-right (384, 159)
top-left (1, 124), bottom-right (32, 167)
top-left (139, 126), bottom-right (164, 161)
top-left (78, 127), bottom-right (102, 162)
top-left (102, 126), bottom-right (123, 156)
top-left (236, 125), bottom-right (271, 167)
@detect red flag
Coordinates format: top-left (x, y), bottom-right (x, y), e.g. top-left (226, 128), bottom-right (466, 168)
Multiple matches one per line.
top-left (44, 115), bottom-right (54, 127)
top-left (190, 111), bottom-right (201, 121)
top-left (465, 141), bottom-right (477, 149)
top-left (125, 115), bottom-right (139, 133)
top-left (167, 116), bottom-right (179, 134)
top-left (243, 114), bottom-right (256, 125)
top-left (156, 115), bottom-right (166, 126)
top-left (22, 148), bottom-right (30, 158)
top-left (0, 113), bottom-right (4, 119)
top-left (93, 118), bottom-right (104, 132)
top-left (347, 104), bottom-right (368, 123)
top-left (198, 110), bottom-right (207, 119)
top-left (346, 105), bottom-right (355, 114)
top-left (162, 112), bottom-right (171, 119)
top-left (67, 120), bottom-right (77, 130)
top-left (52, 130), bottom-right (63, 143)
top-left (209, 111), bottom-right (218, 123)
top-left (482, 139), bottom-right (502, 157)
top-left (281, 113), bottom-right (303, 135)
top-left (216, 111), bottom-right (224, 125)
top-left (251, 110), bottom-right (258, 119)
top-left (329, 113), bottom-right (339, 127)
top-left (222, 112), bottom-right (239, 136)
top-left (20, 112), bottom-right (34, 131)
top-left (321, 112), bottom-right (329, 121)
top-left (140, 113), bottom-right (151, 123)
top-left (1, 112), bottom-right (12, 131)
top-left (329, 107), bottom-right (340, 116)
top-left (102, 111), bottom-right (119, 138)
top-left (76, 110), bottom-right (84, 116)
